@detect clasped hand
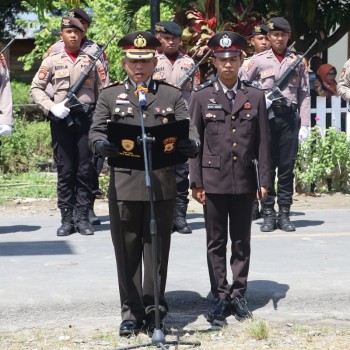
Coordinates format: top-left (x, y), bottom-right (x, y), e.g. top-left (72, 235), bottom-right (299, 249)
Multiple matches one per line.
top-left (95, 140), bottom-right (119, 158)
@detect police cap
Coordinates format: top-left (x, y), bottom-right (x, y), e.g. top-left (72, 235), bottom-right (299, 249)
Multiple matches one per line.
top-left (68, 8), bottom-right (91, 24)
top-left (207, 31), bottom-right (247, 58)
top-left (154, 21), bottom-right (182, 37)
top-left (267, 17), bottom-right (291, 33)
top-left (61, 17), bottom-right (85, 32)
top-left (118, 31), bottom-right (161, 59)
top-left (251, 24), bottom-right (269, 36)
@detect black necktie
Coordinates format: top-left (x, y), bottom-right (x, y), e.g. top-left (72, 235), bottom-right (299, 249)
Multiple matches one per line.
top-left (226, 90), bottom-right (236, 101)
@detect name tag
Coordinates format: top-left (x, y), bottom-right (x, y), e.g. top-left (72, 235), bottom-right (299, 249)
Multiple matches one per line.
top-left (207, 103), bottom-right (223, 110)
top-left (116, 100), bottom-right (130, 105)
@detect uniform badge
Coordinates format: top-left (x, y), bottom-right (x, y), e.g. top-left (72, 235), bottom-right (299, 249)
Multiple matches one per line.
top-left (219, 34), bottom-right (232, 48)
top-left (243, 102), bottom-right (252, 109)
top-left (134, 34), bottom-right (147, 48)
top-left (97, 66), bottom-right (106, 83)
top-left (155, 107), bottom-right (161, 113)
top-left (121, 139), bottom-right (135, 152)
top-left (163, 117), bottom-right (168, 124)
top-left (38, 66), bottom-right (49, 80)
top-left (127, 107), bottom-right (133, 114)
top-left (209, 99), bottom-right (216, 104)
top-left (0, 54), bottom-right (7, 68)
top-left (115, 108), bottom-right (120, 113)
top-left (163, 137), bottom-right (176, 153)
top-left (117, 93), bottom-right (128, 100)
top-left (166, 107), bottom-right (172, 112)
top-left (205, 113), bottom-right (216, 119)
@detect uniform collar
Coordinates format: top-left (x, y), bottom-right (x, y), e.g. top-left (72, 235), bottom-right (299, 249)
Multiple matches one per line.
top-left (217, 77), bottom-right (239, 94)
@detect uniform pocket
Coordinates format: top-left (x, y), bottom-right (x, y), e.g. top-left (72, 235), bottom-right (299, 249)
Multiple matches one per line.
top-left (239, 109), bottom-right (258, 135)
top-left (202, 155), bottom-right (221, 169)
top-left (54, 70), bottom-right (70, 90)
top-left (204, 110), bottom-right (225, 135)
top-left (112, 106), bottom-right (134, 122)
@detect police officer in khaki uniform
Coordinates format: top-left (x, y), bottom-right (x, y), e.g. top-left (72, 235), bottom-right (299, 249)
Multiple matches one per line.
top-left (89, 31), bottom-right (199, 337)
top-left (30, 17), bottom-right (106, 236)
top-left (154, 21), bottom-right (201, 234)
top-left (189, 31), bottom-right (270, 325)
top-left (44, 8), bottom-right (109, 226)
top-left (241, 17), bottom-right (311, 232)
top-left (0, 54), bottom-right (13, 136)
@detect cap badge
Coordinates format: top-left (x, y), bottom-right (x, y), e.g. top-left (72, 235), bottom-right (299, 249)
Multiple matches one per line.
top-left (254, 26), bottom-right (261, 33)
top-left (134, 34), bottom-right (147, 48)
top-left (68, 11), bottom-right (75, 18)
top-left (155, 25), bottom-right (165, 32)
top-left (267, 23), bottom-right (274, 29)
top-left (219, 34), bottom-right (232, 48)
top-left (62, 19), bottom-right (70, 26)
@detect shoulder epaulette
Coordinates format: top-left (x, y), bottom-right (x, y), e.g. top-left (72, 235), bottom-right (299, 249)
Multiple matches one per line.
top-left (194, 79), bottom-right (213, 92)
top-left (102, 81), bottom-right (121, 90)
top-left (155, 79), bottom-right (180, 90)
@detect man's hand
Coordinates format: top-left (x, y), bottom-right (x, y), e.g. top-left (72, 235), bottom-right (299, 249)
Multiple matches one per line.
top-left (298, 125), bottom-right (309, 143)
top-left (95, 140), bottom-right (119, 158)
top-left (192, 187), bottom-right (206, 205)
top-left (177, 139), bottom-right (200, 158)
top-left (0, 124), bottom-right (12, 136)
top-left (49, 99), bottom-right (70, 119)
top-left (257, 186), bottom-right (268, 200)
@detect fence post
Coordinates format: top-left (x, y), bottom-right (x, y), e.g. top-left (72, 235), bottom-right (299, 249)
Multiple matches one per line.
top-left (315, 96), bottom-right (327, 134)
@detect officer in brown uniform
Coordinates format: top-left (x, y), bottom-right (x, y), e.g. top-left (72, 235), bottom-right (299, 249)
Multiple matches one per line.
top-left (0, 54), bottom-right (13, 136)
top-left (89, 31), bottom-right (199, 337)
top-left (241, 17), bottom-right (310, 232)
top-left (154, 21), bottom-right (201, 234)
top-left (30, 17), bottom-right (106, 236)
top-left (337, 58), bottom-right (350, 101)
top-left (189, 31), bottom-right (270, 325)
top-left (44, 8), bottom-right (109, 226)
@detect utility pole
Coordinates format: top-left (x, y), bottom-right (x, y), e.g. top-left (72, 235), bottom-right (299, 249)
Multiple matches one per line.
top-left (150, 0), bottom-right (160, 34)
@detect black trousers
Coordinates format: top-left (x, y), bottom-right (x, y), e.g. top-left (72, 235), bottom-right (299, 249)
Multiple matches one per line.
top-left (175, 162), bottom-right (189, 204)
top-left (50, 113), bottom-right (93, 210)
top-left (204, 193), bottom-right (255, 300)
top-left (262, 113), bottom-right (301, 209)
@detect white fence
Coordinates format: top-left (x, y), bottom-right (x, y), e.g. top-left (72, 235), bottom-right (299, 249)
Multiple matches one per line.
top-left (310, 96), bottom-right (350, 138)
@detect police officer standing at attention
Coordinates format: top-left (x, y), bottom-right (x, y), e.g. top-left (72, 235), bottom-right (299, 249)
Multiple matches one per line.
top-left (30, 17), bottom-right (106, 236)
top-left (89, 31), bottom-right (199, 336)
top-left (242, 17), bottom-right (310, 232)
top-left (44, 8), bottom-right (109, 226)
top-left (153, 21), bottom-right (201, 234)
top-left (189, 31), bottom-right (270, 325)
top-left (0, 53), bottom-right (13, 136)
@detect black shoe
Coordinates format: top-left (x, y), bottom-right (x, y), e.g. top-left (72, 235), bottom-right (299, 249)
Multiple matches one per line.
top-left (205, 297), bottom-right (231, 326)
top-left (76, 207), bottom-right (94, 235)
top-left (231, 296), bottom-right (252, 321)
top-left (260, 208), bottom-right (277, 232)
top-left (277, 207), bottom-right (296, 232)
top-left (57, 222), bottom-right (75, 236)
top-left (119, 320), bottom-right (144, 337)
top-left (89, 208), bottom-right (101, 225)
top-left (144, 312), bottom-right (164, 337)
top-left (173, 202), bottom-right (192, 234)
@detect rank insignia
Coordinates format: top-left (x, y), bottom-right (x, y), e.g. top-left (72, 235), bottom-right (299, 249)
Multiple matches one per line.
top-left (166, 107), bottom-right (172, 112)
top-left (127, 107), bottom-right (133, 114)
top-left (155, 107), bottom-right (161, 113)
top-left (205, 113), bottom-right (216, 119)
top-left (163, 137), bottom-right (176, 153)
top-left (117, 93), bottom-right (128, 100)
top-left (121, 139), bottom-right (134, 152)
top-left (243, 102), bottom-right (252, 109)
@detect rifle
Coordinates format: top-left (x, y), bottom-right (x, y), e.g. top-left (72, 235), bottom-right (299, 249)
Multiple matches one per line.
top-left (266, 40), bottom-right (317, 116)
top-left (51, 34), bottom-right (116, 126)
top-left (176, 50), bottom-right (212, 88)
top-left (252, 159), bottom-right (262, 200)
top-left (0, 38), bottom-right (15, 56)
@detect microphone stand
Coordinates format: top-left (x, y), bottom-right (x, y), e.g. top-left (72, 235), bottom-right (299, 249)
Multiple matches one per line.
top-left (114, 84), bottom-right (200, 350)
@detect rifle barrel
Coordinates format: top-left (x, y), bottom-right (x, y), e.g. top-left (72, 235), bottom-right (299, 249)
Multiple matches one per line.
top-left (0, 38), bottom-right (16, 56)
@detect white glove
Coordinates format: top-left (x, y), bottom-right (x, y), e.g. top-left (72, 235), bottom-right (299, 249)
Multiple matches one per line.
top-left (298, 126), bottom-right (309, 143)
top-left (265, 96), bottom-right (273, 109)
top-left (49, 99), bottom-right (70, 119)
top-left (0, 124), bottom-right (12, 135)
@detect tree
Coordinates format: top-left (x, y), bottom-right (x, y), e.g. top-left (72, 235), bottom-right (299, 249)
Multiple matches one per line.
top-left (0, 1), bottom-right (27, 40)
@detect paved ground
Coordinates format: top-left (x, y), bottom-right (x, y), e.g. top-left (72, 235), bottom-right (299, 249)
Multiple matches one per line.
top-left (1, 194), bottom-right (350, 333)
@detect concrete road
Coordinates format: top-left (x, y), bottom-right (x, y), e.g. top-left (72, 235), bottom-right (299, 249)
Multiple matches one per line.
top-left (1, 206), bottom-right (350, 332)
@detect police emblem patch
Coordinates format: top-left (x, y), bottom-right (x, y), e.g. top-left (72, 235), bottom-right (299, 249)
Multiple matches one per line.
top-left (220, 34), bottom-right (232, 48)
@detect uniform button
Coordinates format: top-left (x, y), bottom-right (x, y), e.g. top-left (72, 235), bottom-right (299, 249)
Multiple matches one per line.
top-left (231, 115), bottom-right (236, 120)
top-left (208, 161), bottom-right (212, 165)
top-left (232, 128), bottom-right (236, 134)
top-left (233, 143), bottom-right (237, 148)
top-left (233, 156), bottom-right (238, 161)
top-left (246, 114), bottom-right (251, 118)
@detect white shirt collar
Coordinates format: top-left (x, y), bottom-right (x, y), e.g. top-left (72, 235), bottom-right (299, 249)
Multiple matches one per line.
top-left (129, 77), bottom-right (152, 88)
top-left (218, 78), bottom-right (238, 94)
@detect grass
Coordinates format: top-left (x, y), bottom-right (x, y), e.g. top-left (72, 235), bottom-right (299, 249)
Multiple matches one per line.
top-left (0, 169), bottom-right (56, 204)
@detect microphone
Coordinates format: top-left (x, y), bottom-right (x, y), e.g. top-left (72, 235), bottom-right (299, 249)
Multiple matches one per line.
top-left (135, 82), bottom-right (148, 109)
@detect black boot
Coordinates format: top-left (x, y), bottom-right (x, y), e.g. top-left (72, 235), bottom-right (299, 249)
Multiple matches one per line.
top-left (251, 200), bottom-right (261, 221)
top-left (76, 206), bottom-right (94, 235)
top-left (277, 207), bottom-right (295, 232)
top-left (260, 207), bottom-right (277, 232)
top-left (57, 208), bottom-right (75, 236)
top-left (172, 202), bottom-right (192, 234)
top-left (89, 204), bottom-right (101, 225)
